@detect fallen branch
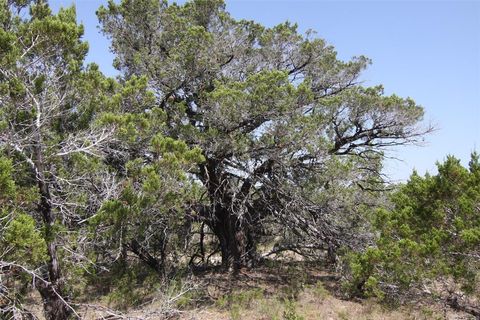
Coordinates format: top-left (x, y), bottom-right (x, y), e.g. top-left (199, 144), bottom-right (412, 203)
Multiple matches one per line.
top-left (446, 294), bottom-right (480, 319)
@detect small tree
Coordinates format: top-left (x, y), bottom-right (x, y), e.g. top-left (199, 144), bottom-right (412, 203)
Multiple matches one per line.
top-left (89, 76), bottom-right (205, 277)
top-left (98, 0), bottom-right (431, 270)
top-left (346, 154), bottom-right (480, 315)
top-left (0, 1), bottom-right (117, 318)
top-left (1, 2), bottom-right (206, 317)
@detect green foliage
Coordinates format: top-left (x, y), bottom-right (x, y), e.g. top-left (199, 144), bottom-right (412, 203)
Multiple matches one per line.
top-left (2, 212), bottom-right (48, 266)
top-left (90, 113), bottom-right (205, 271)
top-left (215, 288), bottom-right (265, 320)
top-left (310, 281), bottom-right (329, 300)
top-left (216, 288), bottom-right (264, 309)
top-left (4, 6), bottom-right (207, 308)
top-left (85, 60), bottom-right (205, 277)
top-left (106, 273), bottom-right (143, 309)
top-left (0, 156), bottom-right (15, 200)
top-left (282, 299), bottom-right (305, 320)
top-left (281, 265), bottom-right (308, 300)
top-left (104, 264), bottom-right (161, 310)
top-left (346, 154), bottom-right (480, 300)
top-left (175, 285), bottom-right (206, 309)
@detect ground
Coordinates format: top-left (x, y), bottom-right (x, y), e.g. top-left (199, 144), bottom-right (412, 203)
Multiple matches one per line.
top-left (25, 260), bottom-right (476, 319)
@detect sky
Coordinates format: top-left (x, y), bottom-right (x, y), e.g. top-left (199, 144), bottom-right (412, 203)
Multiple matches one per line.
top-left (49, 0), bottom-right (480, 182)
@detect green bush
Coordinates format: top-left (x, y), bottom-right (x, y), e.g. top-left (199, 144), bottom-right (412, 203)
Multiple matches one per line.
top-left (282, 299), bottom-right (304, 320)
top-left (345, 154), bottom-right (480, 301)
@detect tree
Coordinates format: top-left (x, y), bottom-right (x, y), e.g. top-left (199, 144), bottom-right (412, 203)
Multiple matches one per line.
top-left (98, 0), bottom-right (431, 271)
top-left (0, 1), bottom-right (116, 318)
top-left (1, 1), bottom-right (206, 317)
top-left (346, 154), bottom-right (480, 316)
top-left (88, 76), bottom-right (205, 277)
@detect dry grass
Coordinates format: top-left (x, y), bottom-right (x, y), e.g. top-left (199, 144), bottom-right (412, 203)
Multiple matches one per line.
top-left (24, 261), bottom-right (476, 320)
top-left (173, 262), bottom-right (473, 320)
top-left (175, 261), bottom-right (476, 320)
top-left (178, 290), bottom-right (472, 320)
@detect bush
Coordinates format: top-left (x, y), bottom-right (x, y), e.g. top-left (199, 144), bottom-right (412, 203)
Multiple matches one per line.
top-left (344, 154), bottom-right (480, 302)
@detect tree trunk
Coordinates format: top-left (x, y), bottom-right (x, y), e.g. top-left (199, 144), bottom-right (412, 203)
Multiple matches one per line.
top-left (210, 207), bottom-right (234, 271)
top-left (245, 224), bottom-right (257, 268)
top-left (210, 206), bottom-right (255, 273)
top-left (34, 145), bottom-right (72, 320)
top-left (199, 222), bottom-right (205, 263)
top-left (200, 158), bottom-right (257, 272)
top-left (35, 279), bottom-right (72, 320)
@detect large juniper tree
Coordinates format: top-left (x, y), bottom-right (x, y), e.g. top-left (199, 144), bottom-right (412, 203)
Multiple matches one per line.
top-left (98, 0), bottom-right (432, 268)
top-left (98, 0), bottom-right (431, 271)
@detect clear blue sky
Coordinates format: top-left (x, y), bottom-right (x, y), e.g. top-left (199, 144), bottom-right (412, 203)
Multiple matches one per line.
top-left (50, 0), bottom-right (480, 182)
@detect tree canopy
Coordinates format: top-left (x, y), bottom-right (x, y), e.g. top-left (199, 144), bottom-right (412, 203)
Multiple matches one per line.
top-left (98, 0), bottom-right (430, 270)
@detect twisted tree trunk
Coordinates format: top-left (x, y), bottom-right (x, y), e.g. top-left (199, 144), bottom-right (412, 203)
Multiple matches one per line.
top-left (34, 144), bottom-right (72, 320)
top-left (199, 157), bottom-right (268, 272)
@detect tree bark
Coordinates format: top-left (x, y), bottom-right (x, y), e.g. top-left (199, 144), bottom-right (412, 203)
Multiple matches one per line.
top-left (35, 279), bottom-right (72, 320)
top-left (34, 145), bottom-right (72, 320)
top-left (209, 205), bottom-right (255, 273)
top-left (200, 158), bottom-right (257, 272)
top-left (210, 207), bottom-right (236, 271)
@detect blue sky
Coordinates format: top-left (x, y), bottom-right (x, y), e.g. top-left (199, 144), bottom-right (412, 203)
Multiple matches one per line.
top-left (50, 0), bottom-right (480, 182)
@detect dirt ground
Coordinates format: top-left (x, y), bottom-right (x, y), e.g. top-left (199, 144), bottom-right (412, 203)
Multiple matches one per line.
top-left (25, 262), bottom-right (477, 320)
